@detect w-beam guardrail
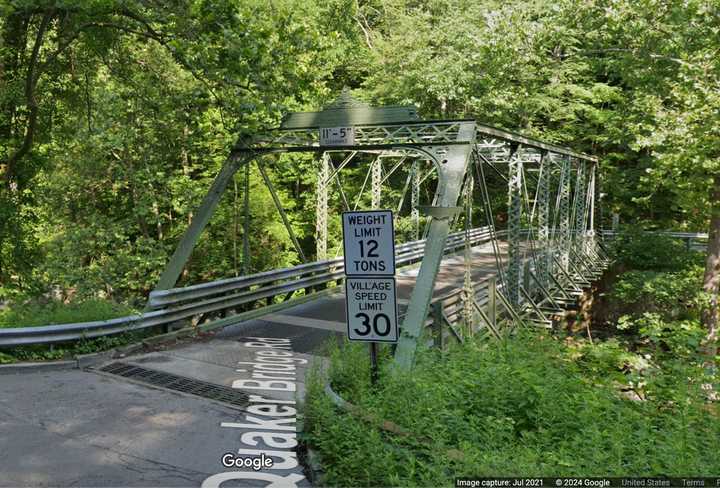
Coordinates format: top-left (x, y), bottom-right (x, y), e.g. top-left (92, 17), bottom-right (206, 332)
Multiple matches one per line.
top-left (0, 226), bottom-right (501, 347)
top-left (600, 230), bottom-right (708, 251)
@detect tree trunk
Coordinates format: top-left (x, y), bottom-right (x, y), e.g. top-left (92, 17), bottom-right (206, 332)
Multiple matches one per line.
top-left (0, 12), bottom-right (28, 165)
top-left (4, 10), bottom-right (53, 183)
top-left (701, 173), bottom-right (720, 357)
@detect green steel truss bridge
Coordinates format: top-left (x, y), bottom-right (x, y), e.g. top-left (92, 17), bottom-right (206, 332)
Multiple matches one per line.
top-left (0, 90), bottom-right (612, 370)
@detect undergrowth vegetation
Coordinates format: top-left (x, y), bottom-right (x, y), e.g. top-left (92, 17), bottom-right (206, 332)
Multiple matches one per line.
top-left (304, 333), bottom-right (718, 486)
top-left (0, 298), bottom-right (140, 363)
top-left (0, 298), bottom-right (142, 363)
top-left (304, 234), bottom-right (718, 486)
top-left (606, 233), bottom-right (712, 359)
top-left (0, 299), bottom-right (136, 328)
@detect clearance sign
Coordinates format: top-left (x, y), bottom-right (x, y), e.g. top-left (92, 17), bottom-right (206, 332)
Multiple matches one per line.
top-left (342, 210), bottom-right (399, 343)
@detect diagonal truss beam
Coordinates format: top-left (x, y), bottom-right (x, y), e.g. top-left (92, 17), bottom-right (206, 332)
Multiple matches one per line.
top-left (151, 152), bottom-right (254, 295)
top-left (394, 121), bottom-right (477, 371)
top-left (256, 160), bottom-right (308, 263)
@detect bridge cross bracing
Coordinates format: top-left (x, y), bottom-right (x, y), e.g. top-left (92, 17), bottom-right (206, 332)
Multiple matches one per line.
top-left (143, 89), bottom-right (608, 371)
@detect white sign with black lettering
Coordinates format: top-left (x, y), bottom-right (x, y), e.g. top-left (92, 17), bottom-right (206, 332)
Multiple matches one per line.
top-left (319, 126), bottom-right (354, 146)
top-left (345, 277), bottom-right (398, 342)
top-left (342, 210), bottom-right (395, 276)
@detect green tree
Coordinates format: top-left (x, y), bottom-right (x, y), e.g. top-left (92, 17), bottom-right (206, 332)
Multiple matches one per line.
top-left (562, 0), bottom-right (719, 349)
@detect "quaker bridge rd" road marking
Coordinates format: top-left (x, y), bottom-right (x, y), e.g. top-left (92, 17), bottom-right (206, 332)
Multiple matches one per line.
top-left (202, 337), bottom-right (309, 488)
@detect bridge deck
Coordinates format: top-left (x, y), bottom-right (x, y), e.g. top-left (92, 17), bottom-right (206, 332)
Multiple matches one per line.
top-left (214, 239), bottom-right (516, 352)
top-left (0, 238), bottom-right (547, 487)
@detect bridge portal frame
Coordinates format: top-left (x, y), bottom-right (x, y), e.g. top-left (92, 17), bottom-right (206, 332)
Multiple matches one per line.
top-left (150, 90), bottom-right (599, 371)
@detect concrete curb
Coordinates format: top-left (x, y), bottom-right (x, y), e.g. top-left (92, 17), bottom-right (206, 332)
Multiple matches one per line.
top-left (302, 446), bottom-right (326, 486)
top-left (75, 349), bottom-right (116, 369)
top-left (0, 360), bottom-right (77, 374)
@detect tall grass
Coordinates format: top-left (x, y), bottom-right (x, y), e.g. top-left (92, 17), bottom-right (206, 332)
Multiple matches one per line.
top-left (304, 332), bottom-right (719, 486)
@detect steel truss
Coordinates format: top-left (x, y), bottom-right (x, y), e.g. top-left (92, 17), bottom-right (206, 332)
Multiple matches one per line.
top-left (150, 90), bottom-right (603, 371)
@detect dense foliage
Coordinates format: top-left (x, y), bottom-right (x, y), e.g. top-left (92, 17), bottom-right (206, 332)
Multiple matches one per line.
top-left (0, 2), bottom-right (717, 329)
top-left (303, 229), bottom-right (718, 485)
top-left (304, 332), bottom-right (718, 486)
top-left (0, 0), bottom-right (358, 305)
top-left (606, 233), bottom-right (711, 361)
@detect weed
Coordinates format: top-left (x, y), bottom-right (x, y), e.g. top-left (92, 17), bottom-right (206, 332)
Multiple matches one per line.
top-left (305, 332), bottom-right (720, 486)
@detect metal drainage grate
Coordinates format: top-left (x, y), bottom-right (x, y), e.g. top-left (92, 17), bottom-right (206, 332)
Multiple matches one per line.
top-left (98, 362), bottom-right (249, 408)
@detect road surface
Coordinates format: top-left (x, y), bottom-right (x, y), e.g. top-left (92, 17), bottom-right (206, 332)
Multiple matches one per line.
top-left (0, 241), bottom-right (508, 487)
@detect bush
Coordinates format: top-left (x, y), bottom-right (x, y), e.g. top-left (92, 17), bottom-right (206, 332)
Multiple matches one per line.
top-left (610, 229), bottom-right (702, 271)
top-left (610, 265), bottom-right (704, 322)
top-left (617, 313), bottom-right (707, 359)
top-left (304, 333), bottom-right (719, 486)
top-left (0, 298), bottom-right (136, 328)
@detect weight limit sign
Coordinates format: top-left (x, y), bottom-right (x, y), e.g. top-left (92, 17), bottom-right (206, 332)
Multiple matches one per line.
top-left (345, 277), bottom-right (398, 343)
top-left (342, 210), bottom-right (395, 276)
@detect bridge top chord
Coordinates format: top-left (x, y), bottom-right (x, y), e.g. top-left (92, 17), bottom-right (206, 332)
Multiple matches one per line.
top-left (232, 88), bottom-right (597, 163)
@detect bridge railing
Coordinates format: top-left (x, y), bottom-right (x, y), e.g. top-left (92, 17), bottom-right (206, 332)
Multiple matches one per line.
top-left (0, 226), bottom-right (501, 347)
top-left (600, 229), bottom-right (708, 251)
top-left (146, 226), bottom-right (494, 311)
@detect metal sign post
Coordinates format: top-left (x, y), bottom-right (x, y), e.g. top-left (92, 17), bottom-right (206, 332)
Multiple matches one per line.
top-left (342, 210), bottom-right (399, 383)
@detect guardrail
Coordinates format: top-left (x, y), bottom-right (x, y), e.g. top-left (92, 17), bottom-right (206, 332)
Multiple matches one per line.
top-left (600, 229), bottom-right (708, 250)
top-left (147, 226), bottom-right (496, 310)
top-left (0, 226), bottom-right (502, 347)
top-left (420, 277), bottom-right (496, 345)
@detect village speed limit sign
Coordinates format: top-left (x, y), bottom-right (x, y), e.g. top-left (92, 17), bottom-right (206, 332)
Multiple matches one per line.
top-left (345, 277), bottom-right (398, 342)
top-left (342, 210), bottom-right (395, 276)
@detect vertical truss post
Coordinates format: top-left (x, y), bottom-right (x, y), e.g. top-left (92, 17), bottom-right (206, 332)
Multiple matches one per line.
top-left (371, 157), bottom-right (382, 209)
top-left (394, 122), bottom-right (476, 372)
top-left (507, 144), bottom-right (522, 307)
top-left (574, 161), bottom-right (587, 248)
top-left (243, 161), bottom-right (250, 275)
top-left (586, 162), bottom-right (597, 255)
top-left (316, 152), bottom-right (329, 261)
top-left (536, 151), bottom-right (550, 289)
top-left (558, 157), bottom-right (571, 273)
top-left (411, 160), bottom-right (420, 240)
top-left (463, 172), bottom-right (474, 334)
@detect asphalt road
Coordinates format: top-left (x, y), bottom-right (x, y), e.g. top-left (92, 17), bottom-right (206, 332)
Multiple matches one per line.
top-left (0, 242), bottom-right (507, 487)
